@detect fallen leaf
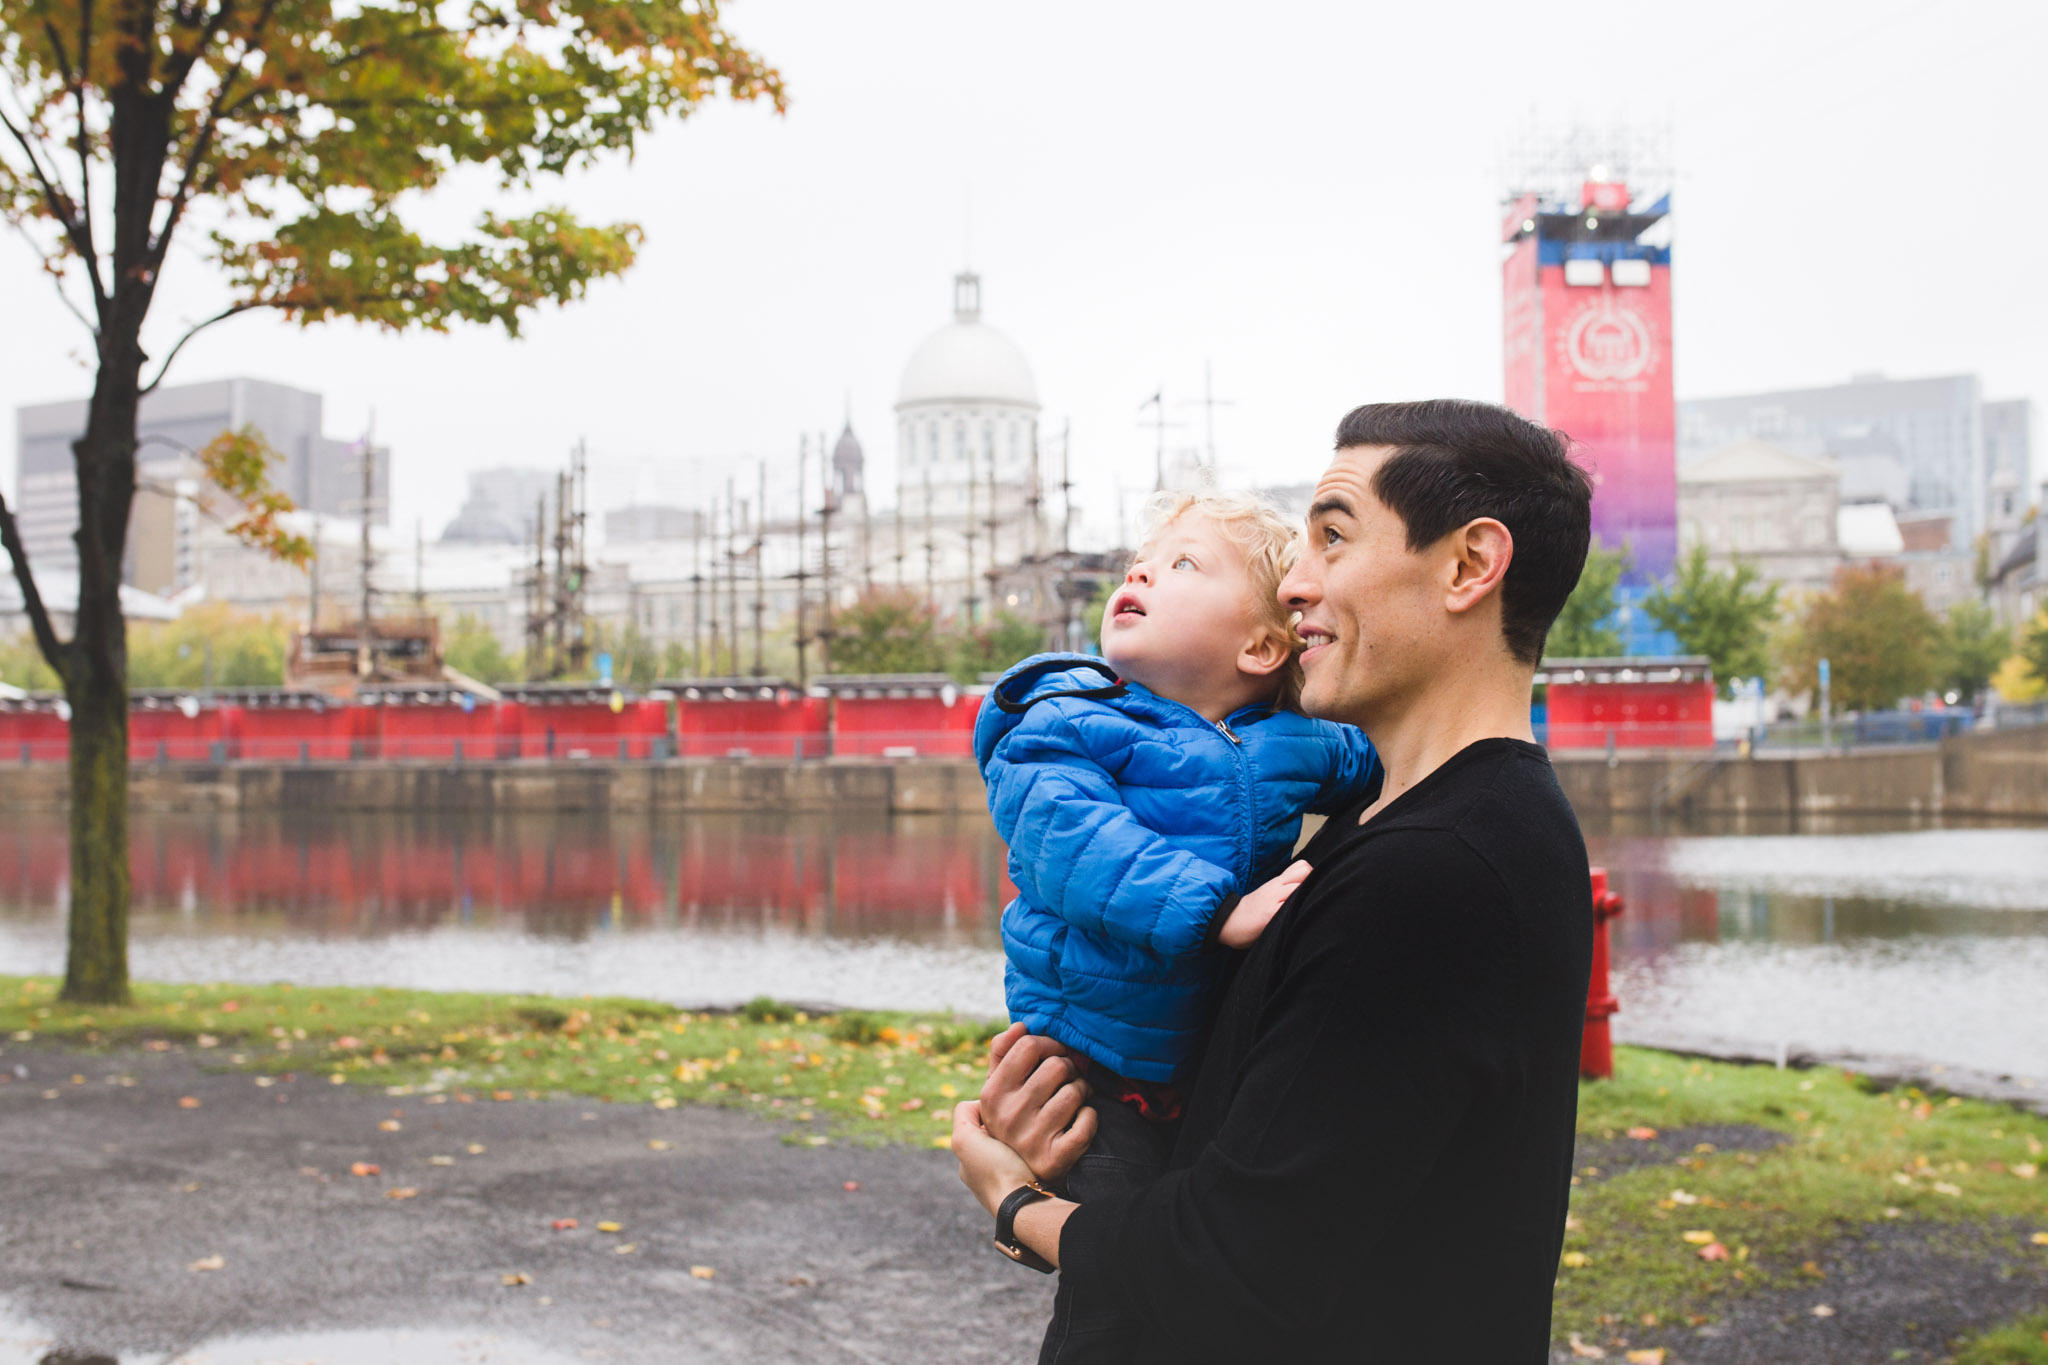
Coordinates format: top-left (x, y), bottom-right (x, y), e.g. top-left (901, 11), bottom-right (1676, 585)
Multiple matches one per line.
top-left (336, 1036), bottom-right (360, 1049)
top-left (385, 1187), bottom-right (418, 1200)
top-left (1811, 1304), bottom-right (1835, 1318)
top-left (552, 1219), bottom-right (579, 1231)
top-left (614, 1244), bottom-right (637, 1255)
top-left (379, 1119), bottom-right (402, 1132)
top-left (188, 1255), bottom-right (225, 1272)
top-left (785, 1276), bottom-right (813, 1287)
top-left (350, 1162), bottom-right (381, 1177)
top-left (177, 1097), bottom-right (201, 1109)
top-left (1560, 1251), bottom-right (1591, 1268)
top-left (653, 1096), bottom-right (678, 1110)
top-left (466, 1144), bottom-right (486, 1155)
top-left (690, 1265), bottom-right (716, 1280)
top-left (182, 1182), bottom-right (202, 1193)
top-left (843, 1181), bottom-right (861, 1192)
top-left (492, 1090), bottom-right (513, 1101)
top-left (429, 1155), bottom-right (455, 1166)
top-left (2012, 1163), bottom-right (2038, 1180)
top-left (1698, 1242), bottom-right (1730, 1262)
top-left (930, 1134), bottom-right (952, 1150)
top-left (501, 1272), bottom-right (531, 1287)
top-left (1625, 1351), bottom-right (1667, 1365)
top-left (1932, 1181), bottom-right (1962, 1196)
top-left (1567, 1332), bottom-right (1606, 1358)
top-left (1681, 1230), bottom-right (1717, 1244)
top-left (596, 1221), bottom-right (623, 1233)
top-left (1667, 1189), bottom-right (1698, 1205)
top-left (1626, 1126), bottom-right (1658, 1140)
top-left (898, 1097), bottom-right (925, 1111)
top-left (2030, 1231), bottom-right (2048, 1246)
top-left (647, 1140), bottom-right (672, 1151)
top-left (1801, 1260), bottom-right (1826, 1278)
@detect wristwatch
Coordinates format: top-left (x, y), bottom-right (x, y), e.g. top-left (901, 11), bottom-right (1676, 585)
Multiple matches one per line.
top-left (993, 1181), bottom-right (1058, 1273)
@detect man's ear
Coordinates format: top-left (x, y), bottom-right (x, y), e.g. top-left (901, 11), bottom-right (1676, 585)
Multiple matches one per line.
top-left (1238, 624), bottom-right (1292, 679)
top-left (1445, 518), bottom-right (1513, 617)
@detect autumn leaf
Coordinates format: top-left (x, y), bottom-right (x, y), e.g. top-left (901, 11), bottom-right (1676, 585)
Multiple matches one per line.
top-left (501, 1272), bottom-right (531, 1287)
top-left (1680, 1230), bottom-right (1716, 1244)
top-left (647, 1140), bottom-right (673, 1151)
top-left (690, 1266), bottom-right (716, 1280)
top-left (386, 1187), bottom-right (418, 1200)
top-left (552, 1219), bottom-right (579, 1231)
top-left (614, 1244), bottom-right (637, 1256)
top-left (2031, 1231), bottom-right (2048, 1246)
top-left (189, 1255), bottom-right (225, 1272)
top-left (1625, 1351), bottom-right (1666, 1365)
top-left (1625, 1126), bottom-right (1657, 1140)
top-left (178, 1096), bottom-right (201, 1109)
top-left (1560, 1251), bottom-right (1591, 1268)
top-left (466, 1144), bottom-right (486, 1155)
top-left (1567, 1332), bottom-right (1606, 1358)
top-left (1698, 1242), bottom-right (1730, 1262)
top-left (379, 1119), bottom-right (402, 1132)
top-left (596, 1221), bottom-right (623, 1233)
top-left (1811, 1304), bottom-right (1836, 1318)
top-left (842, 1181), bottom-right (861, 1192)
top-left (350, 1162), bottom-right (381, 1177)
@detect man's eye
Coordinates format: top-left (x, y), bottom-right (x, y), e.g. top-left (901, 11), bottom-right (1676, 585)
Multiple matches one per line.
top-left (1322, 525), bottom-right (1343, 547)
top-left (1172, 555), bottom-right (1195, 570)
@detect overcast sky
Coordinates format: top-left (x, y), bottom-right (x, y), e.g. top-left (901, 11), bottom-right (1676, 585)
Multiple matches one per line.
top-left (4, 0), bottom-right (2044, 549)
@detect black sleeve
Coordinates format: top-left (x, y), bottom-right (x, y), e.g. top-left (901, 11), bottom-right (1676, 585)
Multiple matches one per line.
top-left (1057, 830), bottom-right (1515, 1351)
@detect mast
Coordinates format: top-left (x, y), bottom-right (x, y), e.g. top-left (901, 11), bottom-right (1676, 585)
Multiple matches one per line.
top-left (751, 461), bottom-right (766, 677)
top-left (818, 430), bottom-right (835, 675)
top-left (354, 417), bottom-right (379, 680)
top-left (690, 505), bottom-right (705, 677)
top-left (794, 435), bottom-right (810, 687)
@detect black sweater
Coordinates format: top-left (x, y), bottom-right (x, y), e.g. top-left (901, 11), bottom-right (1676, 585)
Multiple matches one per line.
top-left (1059, 738), bottom-right (1592, 1363)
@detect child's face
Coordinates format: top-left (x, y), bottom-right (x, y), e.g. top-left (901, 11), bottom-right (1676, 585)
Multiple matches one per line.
top-left (1101, 513), bottom-right (1275, 697)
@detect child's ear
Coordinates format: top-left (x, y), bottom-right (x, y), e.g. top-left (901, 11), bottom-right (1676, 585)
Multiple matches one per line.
top-left (1238, 626), bottom-right (1291, 679)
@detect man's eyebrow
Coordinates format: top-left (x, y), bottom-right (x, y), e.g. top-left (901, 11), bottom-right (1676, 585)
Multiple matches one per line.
top-left (1308, 495), bottom-right (1354, 520)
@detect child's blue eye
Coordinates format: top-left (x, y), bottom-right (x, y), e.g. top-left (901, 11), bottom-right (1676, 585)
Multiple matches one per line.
top-left (1172, 555), bottom-right (1195, 570)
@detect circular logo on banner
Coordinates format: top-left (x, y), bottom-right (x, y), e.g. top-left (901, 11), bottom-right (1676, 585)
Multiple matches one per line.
top-left (1563, 300), bottom-right (1655, 383)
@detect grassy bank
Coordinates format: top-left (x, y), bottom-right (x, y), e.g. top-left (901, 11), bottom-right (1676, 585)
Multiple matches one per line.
top-left (0, 975), bottom-right (994, 1147)
top-left (4, 977), bottom-right (2045, 1357)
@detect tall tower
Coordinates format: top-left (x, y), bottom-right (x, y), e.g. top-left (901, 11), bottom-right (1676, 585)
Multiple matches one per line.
top-left (1503, 132), bottom-right (1677, 655)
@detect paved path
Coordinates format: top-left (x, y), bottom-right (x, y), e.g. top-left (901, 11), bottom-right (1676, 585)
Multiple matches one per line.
top-left (0, 1045), bottom-right (1054, 1364)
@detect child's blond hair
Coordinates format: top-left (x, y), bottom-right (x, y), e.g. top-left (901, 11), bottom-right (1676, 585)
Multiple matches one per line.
top-left (1138, 487), bottom-right (1305, 711)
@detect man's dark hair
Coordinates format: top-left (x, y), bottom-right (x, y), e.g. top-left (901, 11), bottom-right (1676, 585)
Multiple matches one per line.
top-left (1334, 399), bottom-right (1593, 665)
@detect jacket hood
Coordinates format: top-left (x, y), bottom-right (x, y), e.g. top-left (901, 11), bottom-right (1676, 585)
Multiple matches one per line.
top-left (972, 652), bottom-right (1125, 769)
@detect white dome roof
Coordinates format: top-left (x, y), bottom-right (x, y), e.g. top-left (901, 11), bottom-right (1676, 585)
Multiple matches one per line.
top-left (896, 273), bottom-right (1039, 410)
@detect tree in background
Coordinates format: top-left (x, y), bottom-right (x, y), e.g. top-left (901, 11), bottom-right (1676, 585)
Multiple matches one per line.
top-left (1641, 545), bottom-right (1780, 695)
top-left (1988, 608), bottom-right (2047, 702)
top-left (0, 0), bottom-right (781, 1003)
top-left (1934, 600), bottom-right (2008, 704)
top-left (127, 604), bottom-right (286, 687)
top-left (1780, 564), bottom-right (1939, 713)
top-left (443, 615), bottom-right (518, 687)
top-left (951, 611), bottom-right (1046, 683)
top-left (831, 590), bottom-right (948, 675)
top-left (1543, 544), bottom-right (1627, 659)
top-left (0, 634), bottom-right (62, 690)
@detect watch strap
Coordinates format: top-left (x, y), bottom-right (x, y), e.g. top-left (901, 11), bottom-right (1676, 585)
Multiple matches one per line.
top-left (993, 1181), bottom-right (1057, 1273)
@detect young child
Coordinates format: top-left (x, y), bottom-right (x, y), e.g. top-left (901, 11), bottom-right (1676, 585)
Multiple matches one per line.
top-left (972, 489), bottom-right (1379, 1356)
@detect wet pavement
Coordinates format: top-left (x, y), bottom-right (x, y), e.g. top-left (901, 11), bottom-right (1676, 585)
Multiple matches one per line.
top-left (0, 1045), bottom-right (1054, 1364)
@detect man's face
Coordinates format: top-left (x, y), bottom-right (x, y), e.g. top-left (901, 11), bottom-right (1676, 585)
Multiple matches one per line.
top-left (1101, 512), bottom-right (1263, 696)
top-left (1280, 445), bottom-right (1446, 726)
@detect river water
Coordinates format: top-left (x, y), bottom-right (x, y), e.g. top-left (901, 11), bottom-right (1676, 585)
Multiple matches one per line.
top-left (1, 810), bottom-right (2042, 1083)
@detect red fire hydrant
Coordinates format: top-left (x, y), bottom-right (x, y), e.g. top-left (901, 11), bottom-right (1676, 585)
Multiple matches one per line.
top-left (1581, 867), bottom-right (1625, 1079)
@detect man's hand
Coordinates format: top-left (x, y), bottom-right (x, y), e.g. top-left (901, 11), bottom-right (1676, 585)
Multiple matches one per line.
top-left (978, 1023), bottom-right (1096, 1184)
top-left (951, 1098), bottom-right (1043, 1213)
top-left (1216, 860), bottom-right (1311, 948)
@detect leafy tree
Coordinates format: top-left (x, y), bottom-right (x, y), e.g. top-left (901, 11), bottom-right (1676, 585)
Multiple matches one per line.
top-left (1989, 611), bottom-right (2046, 703)
top-left (2025, 607), bottom-right (2048, 685)
top-left (0, 632), bottom-right (62, 690)
top-left (830, 589), bottom-right (948, 675)
top-left (1780, 564), bottom-right (1939, 712)
top-left (442, 614), bottom-right (516, 686)
top-left (127, 604), bottom-right (286, 687)
top-left (0, 0), bottom-right (781, 1003)
top-left (1543, 544), bottom-right (1627, 659)
top-left (1081, 578), bottom-right (1117, 650)
top-left (951, 611), bottom-right (1047, 683)
top-left (1934, 600), bottom-right (2007, 704)
top-left (1642, 545), bottom-right (1780, 695)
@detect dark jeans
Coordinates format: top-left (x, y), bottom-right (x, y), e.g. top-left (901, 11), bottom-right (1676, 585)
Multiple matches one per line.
top-left (1038, 1093), bottom-right (1176, 1365)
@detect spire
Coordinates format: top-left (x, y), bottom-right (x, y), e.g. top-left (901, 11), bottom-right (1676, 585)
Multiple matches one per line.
top-left (953, 271), bottom-right (981, 323)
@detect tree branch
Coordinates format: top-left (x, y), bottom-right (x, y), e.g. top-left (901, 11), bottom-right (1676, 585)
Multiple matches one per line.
top-left (150, 0), bottom-right (277, 269)
top-left (0, 100), bottom-right (108, 318)
top-left (52, 5), bottom-right (107, 307)
top-left (0, 490), bottom-right (71, 682)
top-left (140, 300), bottom-right (263, 393)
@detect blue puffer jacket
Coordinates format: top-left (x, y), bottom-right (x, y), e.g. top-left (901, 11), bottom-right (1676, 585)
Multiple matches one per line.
top-left (975, 653), bottom-right (1379, 1081)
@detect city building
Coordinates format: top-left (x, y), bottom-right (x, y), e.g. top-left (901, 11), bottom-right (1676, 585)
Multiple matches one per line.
top-left (12, 377), bottom-right (387, 583)
top-left (1678, 375), bottom-right (2031, 553)
top-left (604, 504), bottom-right (705, 545)
top-left (440, 467), bottom-right (557, 545)
top-left (1676, 441), bottom-right (1841, 596)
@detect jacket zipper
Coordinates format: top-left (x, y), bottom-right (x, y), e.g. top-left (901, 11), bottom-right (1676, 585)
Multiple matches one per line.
top-left (1216, 720), bottom-right (1241, 745)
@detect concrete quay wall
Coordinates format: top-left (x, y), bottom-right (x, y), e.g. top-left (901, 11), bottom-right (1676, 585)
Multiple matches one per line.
top-left (0, 723), bottom-right (2042, 818)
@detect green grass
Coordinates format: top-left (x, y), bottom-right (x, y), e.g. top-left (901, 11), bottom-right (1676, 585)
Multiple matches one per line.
top-left (1557, 1046), bottom-right (2048, 1341)
top-left (1950, 1311), bottom-right (2048, 1365)
top-left (0, 975), bottom-right (1002, 1147)
top-left (6, 979), bottom-right (2047, 1345)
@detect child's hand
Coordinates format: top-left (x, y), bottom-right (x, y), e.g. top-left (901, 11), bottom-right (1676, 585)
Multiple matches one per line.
top-left (1217, 860), bottom-right (1311, 948)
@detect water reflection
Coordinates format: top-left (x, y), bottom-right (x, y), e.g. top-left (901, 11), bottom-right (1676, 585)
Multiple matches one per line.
top-left (1, 809), bottom-right (2043, 1079)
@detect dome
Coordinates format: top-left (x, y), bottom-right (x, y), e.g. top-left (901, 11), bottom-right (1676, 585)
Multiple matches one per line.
top-left (896, 273), bottom-right (1039, 410)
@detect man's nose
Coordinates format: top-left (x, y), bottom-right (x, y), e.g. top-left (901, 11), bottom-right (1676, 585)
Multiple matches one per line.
top-left (1278, 559), bottom-right (1317, 607)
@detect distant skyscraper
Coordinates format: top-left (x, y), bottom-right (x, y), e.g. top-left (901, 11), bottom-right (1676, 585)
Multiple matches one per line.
top-left (13, 377), bottom-right (385, 582)
top-left (1678, 375), bottom-right (2022, 550)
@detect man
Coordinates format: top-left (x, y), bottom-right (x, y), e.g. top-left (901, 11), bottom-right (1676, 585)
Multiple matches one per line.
top-left (952, 398), bottom-right (1597, 1362)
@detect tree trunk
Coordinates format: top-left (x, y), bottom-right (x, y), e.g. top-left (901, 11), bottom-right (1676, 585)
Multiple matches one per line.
top-left (60, 345), bottom-right (143, 1007)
